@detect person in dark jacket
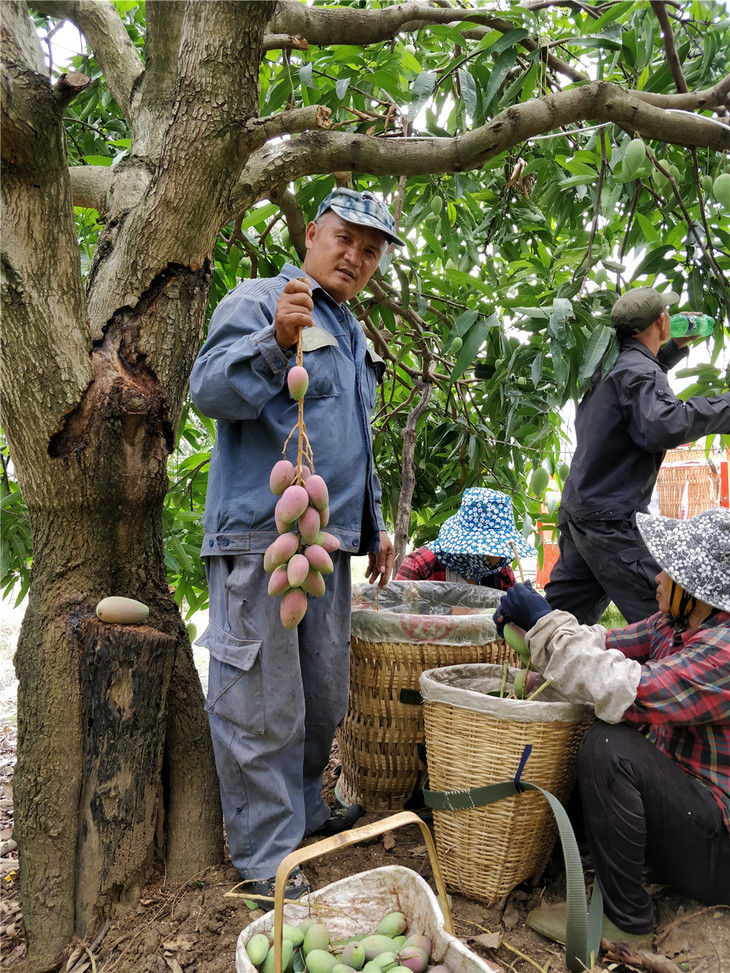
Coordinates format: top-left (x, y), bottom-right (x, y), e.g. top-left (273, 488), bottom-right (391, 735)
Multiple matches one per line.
top-left (545, 286), bottom-right (730, 625)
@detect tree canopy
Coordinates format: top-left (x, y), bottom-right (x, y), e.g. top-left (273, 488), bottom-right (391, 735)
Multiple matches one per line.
top-left (3, 0), bottom-right (730, 614)
top-left (2, 1), bottom-right (729, 967)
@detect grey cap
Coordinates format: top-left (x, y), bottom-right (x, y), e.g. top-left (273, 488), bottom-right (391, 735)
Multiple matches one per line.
top-left (316, 188), bottom-right (406, 247)
top-left (610, 286), bottom-right (680, 335)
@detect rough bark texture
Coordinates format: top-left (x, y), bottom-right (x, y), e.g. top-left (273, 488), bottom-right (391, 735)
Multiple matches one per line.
top-left (76, 619), bottom-right (176, 936)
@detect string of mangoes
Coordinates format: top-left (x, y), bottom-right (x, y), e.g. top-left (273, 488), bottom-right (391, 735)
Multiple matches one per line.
top-left (245, 911), bottom-right (454, 973)
top-left (264, 293), bottom-right (341, 630)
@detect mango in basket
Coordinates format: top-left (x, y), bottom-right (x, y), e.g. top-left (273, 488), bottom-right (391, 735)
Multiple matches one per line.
top-left (283, 923), bottom-right (306, 948)
top-left (246, 934), bottom-right (271, 967)
top-left (340, 941), bottom-right (366, 970)
top-left (303, 923), bottom-right (332, 956)
top-left (402, 935), bottom-right (432, 956)
top-left (370, 952), bottom-right (399, 972)
top-left (306, 949), bottom-right (338, 973)
top-left (512, 669), bottom-right (537, 699)
top-left (262, 940), bottom-right (294, 973)
top-left (398, 946), bottom-right (429, 973)
top-left (360, 935), bottom-right (400, 961)
top-left (375, 912), bottom-right (408, 938)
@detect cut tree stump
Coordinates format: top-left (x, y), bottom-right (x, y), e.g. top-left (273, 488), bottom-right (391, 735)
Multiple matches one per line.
top-left (75, 617), bottom-right (175, 935)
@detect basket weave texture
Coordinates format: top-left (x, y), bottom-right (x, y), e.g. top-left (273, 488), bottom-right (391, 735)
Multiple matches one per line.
top-left (421, 664), bottom-right (593, 905)
top-left (657, 448), bottom-right (720, 518)
top-left (336, 637), bottom-right (518, 811)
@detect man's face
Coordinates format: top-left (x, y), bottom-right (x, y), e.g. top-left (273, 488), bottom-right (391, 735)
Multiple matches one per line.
top-left (302, 211), bottom-right (386, 304)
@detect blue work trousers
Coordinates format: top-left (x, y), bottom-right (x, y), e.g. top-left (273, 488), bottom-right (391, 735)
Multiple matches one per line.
top-left (201, 552), bottom-right (352, 879)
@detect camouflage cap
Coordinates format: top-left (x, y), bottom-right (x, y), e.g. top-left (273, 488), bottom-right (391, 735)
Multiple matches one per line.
top-left (316, 188), bottom-right (406, 247)
top-left (610, 286), bottom-right (680, 335)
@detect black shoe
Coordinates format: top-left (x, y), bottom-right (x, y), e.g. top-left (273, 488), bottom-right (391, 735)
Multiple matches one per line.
top-left (238, 866), bottom-right (312, 912)
top-left (309, 803), bottom-right (365, 838)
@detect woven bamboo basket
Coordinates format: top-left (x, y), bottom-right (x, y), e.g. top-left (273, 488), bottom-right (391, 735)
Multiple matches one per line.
top-left (420, 663), bottom-right (593, 905)
top-left (657, 457), bottom-right (720, 518)
top-left (336, 636), bottom-right (519, 811)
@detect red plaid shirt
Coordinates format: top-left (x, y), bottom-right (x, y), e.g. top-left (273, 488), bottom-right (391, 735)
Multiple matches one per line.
top-left (395, 546), bottom-right (515, 590)
top-left (607, 609), bottom-right (730, 832)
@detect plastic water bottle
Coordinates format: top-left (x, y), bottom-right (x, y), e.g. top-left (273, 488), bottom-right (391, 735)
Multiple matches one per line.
top-left (669, 312), bottom-right (715, 338)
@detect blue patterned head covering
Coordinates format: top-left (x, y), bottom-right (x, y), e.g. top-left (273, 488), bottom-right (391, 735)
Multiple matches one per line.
top-left (637, 508), bottom-right (730, 612)
top-left (429, 488), bottom-right (536, 581)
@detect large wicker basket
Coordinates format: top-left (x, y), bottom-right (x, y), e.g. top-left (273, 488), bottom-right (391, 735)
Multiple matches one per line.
top-left (657, 447), bottom-right (721, 518)
top-left (336, 582), bottom-right (517, 811)
top-left (420, 663), bottom-right (593, 905)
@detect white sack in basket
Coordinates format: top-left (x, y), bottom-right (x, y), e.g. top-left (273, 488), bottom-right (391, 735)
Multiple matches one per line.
top-left (420, 663), bottom-right (592, 724)
top-left (235, 865), bottom-right (500, 973)
top-left (351, 581), bottom-right (501, 646)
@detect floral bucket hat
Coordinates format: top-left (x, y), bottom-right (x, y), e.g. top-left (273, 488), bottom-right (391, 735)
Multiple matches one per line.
top-left (637, 507), bottom-right (730, 612)
top-left (430, 488), bottom-right (536, 580)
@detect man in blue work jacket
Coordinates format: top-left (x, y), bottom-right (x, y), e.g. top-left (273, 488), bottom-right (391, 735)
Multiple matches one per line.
top-left (190, 189), bottom-right (401, 906)
top-left (546, 286), bottom-right (730, 625)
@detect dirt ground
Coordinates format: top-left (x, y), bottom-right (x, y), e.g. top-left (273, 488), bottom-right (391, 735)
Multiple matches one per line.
top-left (2, 729), bottom-right (729, 973)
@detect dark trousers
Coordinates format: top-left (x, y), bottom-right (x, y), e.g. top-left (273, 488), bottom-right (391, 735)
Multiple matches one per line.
top-left (578, 722), bottom-right (730, 933)
top-left (544, 513), bottom-right (661, 625)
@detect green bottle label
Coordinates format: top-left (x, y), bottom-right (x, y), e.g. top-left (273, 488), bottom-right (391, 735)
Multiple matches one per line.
top-left (669, 313), bottom-right (714, 338)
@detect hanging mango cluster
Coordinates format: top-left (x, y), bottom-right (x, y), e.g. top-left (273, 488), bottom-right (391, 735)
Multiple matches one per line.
top-left (264, 310), bottom-right (340, 629)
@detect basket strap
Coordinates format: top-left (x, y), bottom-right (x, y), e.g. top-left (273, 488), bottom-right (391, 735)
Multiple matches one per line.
top-left (422, 779), bottom-right (603, 973)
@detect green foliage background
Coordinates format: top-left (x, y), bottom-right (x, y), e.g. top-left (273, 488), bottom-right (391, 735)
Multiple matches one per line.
top-left (3, 0), bottom-right (729, 614)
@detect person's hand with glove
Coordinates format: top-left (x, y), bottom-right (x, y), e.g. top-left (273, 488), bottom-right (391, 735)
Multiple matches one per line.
top-left (495, 580), bottom-right (552, 637)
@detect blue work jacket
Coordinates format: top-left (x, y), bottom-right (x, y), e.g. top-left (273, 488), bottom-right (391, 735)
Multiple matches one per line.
top-left (190, 264), bottom-right (386, 557)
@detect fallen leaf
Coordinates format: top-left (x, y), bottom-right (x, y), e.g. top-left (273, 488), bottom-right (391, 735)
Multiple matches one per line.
top-left (502, 902), bottom-right (520, 930)
top-left (382, 832), bottom-right (396, 851)
top-left (472, 931), bottom-right (501, 950)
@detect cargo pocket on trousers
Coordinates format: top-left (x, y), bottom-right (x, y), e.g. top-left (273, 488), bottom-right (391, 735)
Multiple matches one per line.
top-left (618, 537), bottom-right (658, 590)
top-left (202, 624), bottom-right (265, 735)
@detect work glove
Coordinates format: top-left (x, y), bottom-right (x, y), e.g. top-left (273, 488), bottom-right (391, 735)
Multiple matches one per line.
top-left (496, 581), bottom-right (552, 637)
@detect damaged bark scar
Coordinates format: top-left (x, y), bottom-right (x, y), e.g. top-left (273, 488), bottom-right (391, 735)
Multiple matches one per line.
top-left (48, 262), bottom-right (209, 461)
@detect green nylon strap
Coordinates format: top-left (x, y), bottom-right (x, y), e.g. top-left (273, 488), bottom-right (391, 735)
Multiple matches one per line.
top-left (423, 780), bottom-right (604, 972)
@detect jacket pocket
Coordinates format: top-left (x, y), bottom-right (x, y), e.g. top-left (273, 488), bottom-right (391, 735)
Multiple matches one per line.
top-left (201, 624), bottom-right (265, 734)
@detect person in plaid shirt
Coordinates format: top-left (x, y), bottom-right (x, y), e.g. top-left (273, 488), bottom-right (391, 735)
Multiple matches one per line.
top-left (496, 507), bottom-right (730, 946)
top-left (395, 488), bottom-right (534, 589)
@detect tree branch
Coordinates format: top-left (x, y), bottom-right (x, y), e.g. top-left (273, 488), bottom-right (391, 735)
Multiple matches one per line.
top-left (268, 186), bottom-right (307, 259)
top-left (268, 0), bottom-right (589, 83)
top-left (262, 33), bottom-right (308, 52)
top-left (393, 380), bottom-right (434, 569)
top-left (133, 0), bottom-right (186, 155)
top-left (235, 80), bottom-right (730, 219)
top-left (68, 164), bottom-right (112, 211)
top-left (52, 70), bottom-right (91, 109)
top-left (239, 105), bottom-right (331, 152)
top-left (30, 0), bottom-right (144, 118)
top-left (650, 0), bottom-right (688, 94)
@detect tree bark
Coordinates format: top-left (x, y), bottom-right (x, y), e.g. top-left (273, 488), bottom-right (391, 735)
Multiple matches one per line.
top-left (75, 619), bottom-right (176, 936)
